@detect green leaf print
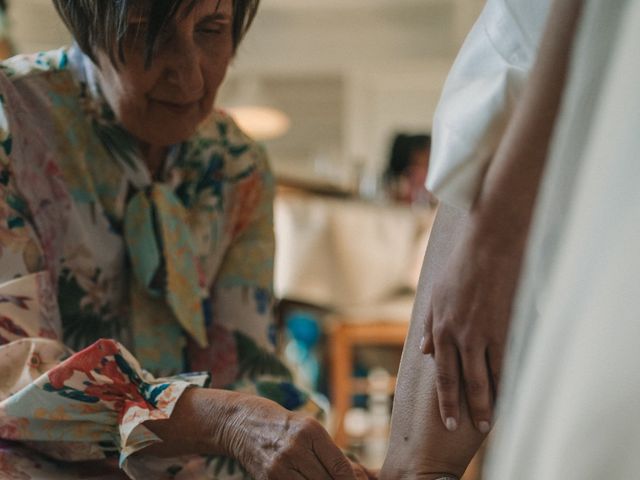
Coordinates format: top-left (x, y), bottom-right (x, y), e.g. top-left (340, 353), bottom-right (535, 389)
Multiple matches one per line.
top-left (58, 268), bottom-right (127, 350)
top-left (234, 331), bottom-right (293, 381)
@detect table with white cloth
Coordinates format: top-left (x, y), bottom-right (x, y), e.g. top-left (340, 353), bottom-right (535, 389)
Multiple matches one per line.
top-left (274, 189), bottom-right (435, 311)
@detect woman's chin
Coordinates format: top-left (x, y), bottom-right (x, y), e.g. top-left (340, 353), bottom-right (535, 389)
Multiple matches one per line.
top-left (129, 122), bottom-right (200, 147)
top-left (119, 102), bottom-right (213, 147)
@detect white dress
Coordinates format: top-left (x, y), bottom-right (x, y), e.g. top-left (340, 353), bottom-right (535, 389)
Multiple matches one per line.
top-left (485, 0), bottom-right (640, 477)
top-left (430, 0), bottom-right (640, 476)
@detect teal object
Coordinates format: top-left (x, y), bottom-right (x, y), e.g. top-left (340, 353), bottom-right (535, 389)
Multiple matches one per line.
top-left (286, 311), bottom-right (320, 347)
top-left (285, 312), bottom-right (321, 390)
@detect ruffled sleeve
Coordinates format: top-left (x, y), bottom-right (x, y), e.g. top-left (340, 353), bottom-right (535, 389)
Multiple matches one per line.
top-left (427, 0), bottom-right (550, 210)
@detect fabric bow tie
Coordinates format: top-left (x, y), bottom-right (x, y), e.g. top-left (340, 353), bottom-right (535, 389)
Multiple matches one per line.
top-left (124, 183), bottom-right (209, 350)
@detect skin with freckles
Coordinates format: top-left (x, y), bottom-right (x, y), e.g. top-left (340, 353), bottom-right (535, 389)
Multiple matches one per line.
top-left (380, 204), bottom-right (485, 480)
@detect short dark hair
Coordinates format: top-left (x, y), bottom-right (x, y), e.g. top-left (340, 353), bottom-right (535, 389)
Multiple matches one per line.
top-left (385, 133), bottom-right (431, 180)
top-left (52, 0), bottom-right (260, 65)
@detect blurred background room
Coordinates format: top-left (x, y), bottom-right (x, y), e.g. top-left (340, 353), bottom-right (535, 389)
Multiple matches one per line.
top-left (5, 0), bottom-right (484, 475)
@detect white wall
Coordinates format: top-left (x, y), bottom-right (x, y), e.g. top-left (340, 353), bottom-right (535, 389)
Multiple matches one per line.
top-left (220, 0), bottom-right (485, 176)
top-left (9, 0), bottom-right (70, 53)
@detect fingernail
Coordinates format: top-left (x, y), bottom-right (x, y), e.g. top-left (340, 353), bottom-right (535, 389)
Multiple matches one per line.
top-left (478, 421), bottom-right (491, 434)
top-left (445, 417), bottom-right (458, 432)
top-left (419, 336), bottom-right (426, 352)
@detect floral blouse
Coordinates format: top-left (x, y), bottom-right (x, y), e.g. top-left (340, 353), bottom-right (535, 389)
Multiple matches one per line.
top-left (0, 47), bottom-right (315, 479)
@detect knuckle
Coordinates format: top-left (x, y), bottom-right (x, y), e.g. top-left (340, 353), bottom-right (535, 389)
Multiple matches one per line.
top-left (264, 462), bottom-right (279, 479)
top-left (328, 458), bottom-right (352, 477)
top-left (439, 399), bottom-right (459, 414)
top-left (291, 416), bottom-right (322, 444)
top-left (459, 328), bottom-right (482, 347)
top-left (432, 324), bottom-right (451, 343)
top-left (472, 408), bottom-right (492, 420)
top-left (436, 371), bottom-right (458, 389)
top-left (440, 312), bottom-right (456, 326)
top-left (465, 377), bottom-right (488, 395)
top-left (460, 341), bottom-right (478, 355)
top-left (299, 416), bottom-right (321, 434)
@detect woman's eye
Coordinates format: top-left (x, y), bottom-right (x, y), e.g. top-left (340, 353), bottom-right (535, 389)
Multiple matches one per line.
top-left (196, 27), bottom-right (222, 35)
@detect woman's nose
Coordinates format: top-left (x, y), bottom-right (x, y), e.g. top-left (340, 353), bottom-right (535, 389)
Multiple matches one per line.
top-left (164, 39), bottom-right (205, 95)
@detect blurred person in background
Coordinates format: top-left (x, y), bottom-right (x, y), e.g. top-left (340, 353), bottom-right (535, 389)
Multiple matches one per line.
top-left (384, 133), bottom-right (436, 206)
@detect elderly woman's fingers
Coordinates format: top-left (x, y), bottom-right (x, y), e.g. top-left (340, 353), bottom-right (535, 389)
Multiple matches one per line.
top-left (433, 341), bottom-right (461, 431)
top-left (268, 415), bottom-right (356, 480)
top-left (290, 450), bottom-right (335, 480)
top-left (273, 470), bottom-right (306, 480)
top-left (459, 344), bottom-right (492, 433)
top-left (228, 398), bottom-right (357, 480)
top-left (311, 427), bottom-right (358, 479)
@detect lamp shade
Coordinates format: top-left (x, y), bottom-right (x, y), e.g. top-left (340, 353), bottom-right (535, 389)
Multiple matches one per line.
top-left (224, 79), bottom-right (291, 141)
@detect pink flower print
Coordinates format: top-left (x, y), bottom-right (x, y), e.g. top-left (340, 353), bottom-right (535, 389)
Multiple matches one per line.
top-left (48, 339), bottom-right (120, 389)
top-left (187, 324), bottom-right (239, 388)
top-left (229, 173), bottom-right (261, 239)
top-left (83, 373), bottom-right (149, 423)
top-left (196, 262), bottom-right (207, 290)
top-left (0, 417), bottom-right (29, 440)
top-left (37, 327), bottom-right (58, 340)
top-left (0, 454), bottom-right (29, 480)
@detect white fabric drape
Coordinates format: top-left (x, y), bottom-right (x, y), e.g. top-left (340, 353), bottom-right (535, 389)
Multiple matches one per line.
top-left (427, 0), bottom-right (550, 210)
top-left (487, 1), bottom-right (640, 477)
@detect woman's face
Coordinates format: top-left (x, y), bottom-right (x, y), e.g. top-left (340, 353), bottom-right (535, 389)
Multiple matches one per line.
top-left (95, 0), bottom-right (233, 147)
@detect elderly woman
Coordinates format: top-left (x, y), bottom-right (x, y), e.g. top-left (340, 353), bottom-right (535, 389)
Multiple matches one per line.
top-left (0, 1), bottom-right (366, 479)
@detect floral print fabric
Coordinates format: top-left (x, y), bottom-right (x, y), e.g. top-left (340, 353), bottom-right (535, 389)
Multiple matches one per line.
top-left (0, 47), bottom-right (314, 479)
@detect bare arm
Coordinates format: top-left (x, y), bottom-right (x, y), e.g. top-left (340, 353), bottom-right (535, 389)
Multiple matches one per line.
top-left (381, 203), bottom-right (485, 479)
top-left (421, 0), bottom-right (584, 432)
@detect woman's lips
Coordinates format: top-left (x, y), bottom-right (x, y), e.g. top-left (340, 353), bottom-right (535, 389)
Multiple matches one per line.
top-left (152, 98), bottom-right (199, 114)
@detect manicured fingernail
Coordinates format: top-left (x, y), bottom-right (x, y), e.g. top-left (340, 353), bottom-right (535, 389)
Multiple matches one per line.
top-left (478, 421), bottom-right (491, 434)
top-left (419, 336), bottom-right (426, 352)
top-left (445, 417), bottom-right (458, 432)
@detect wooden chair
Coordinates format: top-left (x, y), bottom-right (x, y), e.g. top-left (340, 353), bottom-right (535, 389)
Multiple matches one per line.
top-left (328, 310), bottom-right (410, 449)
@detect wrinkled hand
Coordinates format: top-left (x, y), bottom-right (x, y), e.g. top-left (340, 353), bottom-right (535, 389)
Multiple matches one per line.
top-left (421, 221), bottom-right (521, 434)
top-left (227, 396), bottom-right (358, 480)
